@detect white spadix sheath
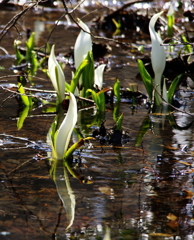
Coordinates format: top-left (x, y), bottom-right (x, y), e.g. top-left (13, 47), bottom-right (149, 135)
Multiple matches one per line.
top-left (149, 11), bottom-right (166, 98)
top-left (48, 45), bottom-right (65, 102)
top-left (55, 92), bottom-right (77, 159)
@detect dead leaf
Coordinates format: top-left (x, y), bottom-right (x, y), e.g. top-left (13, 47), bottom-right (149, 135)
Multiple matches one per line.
top-left (166, 213), bottom-right (178, 221)
top-left (99, 186), bottom-right (114, 196)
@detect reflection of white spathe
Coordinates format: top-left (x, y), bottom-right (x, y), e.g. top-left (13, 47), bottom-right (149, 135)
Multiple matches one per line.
top-left (103, 226), bottom-right (111, 240)
top-left (55, 161), bottom-right (75, 230)
top-left (34, 20), bottom-right (45, 45)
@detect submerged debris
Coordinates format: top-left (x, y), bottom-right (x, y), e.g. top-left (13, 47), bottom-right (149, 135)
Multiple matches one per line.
top-left (92, 120), bottom-right (130, 146)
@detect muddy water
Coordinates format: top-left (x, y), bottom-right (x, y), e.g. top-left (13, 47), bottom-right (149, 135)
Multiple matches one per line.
top-left (0, 2), bottom-right (194, 240)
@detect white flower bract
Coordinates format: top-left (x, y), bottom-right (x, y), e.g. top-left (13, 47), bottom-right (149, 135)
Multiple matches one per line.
top-left (48, 45), bottom-right (65, 102)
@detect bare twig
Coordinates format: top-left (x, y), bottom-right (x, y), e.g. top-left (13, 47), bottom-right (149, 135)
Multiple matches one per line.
top-left (0, 2), bottom-right (37, 42)
top-left (46, 0), bottom-right (135, 48)
top-left (0, 84), bottom-right (95, 105)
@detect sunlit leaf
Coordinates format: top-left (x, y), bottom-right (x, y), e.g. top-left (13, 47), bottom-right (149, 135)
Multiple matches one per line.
top-left (70, 58), bottom-right (90, 94)
top-left (113, 102), bottom-right (120, 122)
top-left (137, 59), bottom-right (153, 101)
top-left (17, 106), bottom-right (30, 130)
top-left (64, 137), bottom-right (94, 162)
top-left (81, 51), bottom-right (95, 97)
top-left (97, 91), bottom-right (106, 113)
top-left (113, 78), bottom-right (120, 102)
top-left (14, 40), bottom-right (24, 63)
top-left (167, 3), bottom-right (174, 37)
top-left (181, 35), bottom-right (193, 54)
top-left (17, 82), bottom-right (32, 107)
top-left (25, 32), bottom-right (35, 61)
top-left (167, 74), bottom-right (182, 103)
top-left (115, 113), bottom-right (123, 131)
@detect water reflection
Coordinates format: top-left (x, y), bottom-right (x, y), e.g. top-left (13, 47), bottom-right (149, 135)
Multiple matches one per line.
top-left (51, 160), bottom-right (75, 230)
top-left (140, 112), bottom-right (194, 239)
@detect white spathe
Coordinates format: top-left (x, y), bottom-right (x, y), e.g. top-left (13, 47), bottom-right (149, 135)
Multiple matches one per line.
top-left (94, 64), bottom-right (106, 90)
top-left (48, 45), bottom-right (65, 102)
top-left (55, 92), bottom-right (77, 159)
top-left (74, 19), bottom-right (92, 70)
top-left (149, 11), bottom-right (166, 96)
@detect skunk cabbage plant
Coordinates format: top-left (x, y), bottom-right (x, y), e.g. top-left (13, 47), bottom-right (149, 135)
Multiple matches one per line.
top-left (49, 92), bottom-right (77, 160)
top-left (48, 45), bottom-right (65, 103)
top-left (137, 11), bottom-right (181, 108)
top-left (149, 11), bottom-right (166, 104)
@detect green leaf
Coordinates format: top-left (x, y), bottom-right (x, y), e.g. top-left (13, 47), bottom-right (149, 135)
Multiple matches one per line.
top-left (181, 35), bottom-right (193, 54)
top-left (14, 40), bottom-right (24, 63)
top-left (17, 106), bottom-right (30, 130)
top-left (31, 51), bottom-right (39, 73)
top-left (113, 78), bottom-right (120, 102)
top-left (43, 106), bottom-right (57, 113)
top-left (115, 113), bottom-right (123, 131)
top-left (26, 32), bottom-right (35, 61)
top-left (97, 91), bottom-right (105, 113)
top-left (112, 18), bottom-right (121, 29)
top-left (87, 89), bottom-right (105, 112)
top-left (167, 74), bottom-right (182, 103)
top-left (167, 15), bottom-right (174, 37)
top-left (70, 58), bottom-right (89, 94)
top-left (81, 51), bottom-right (94, 97)
top-left (64, 137), bottom-right (94, 181)
top-left (113, 102), bottom-right (120, 122)
top-left (137, 59), bottom-right (153, 101)
top-left (64, 138), bottom-right (85, 162)
top-left (17, 82), bottom-right (32, 107)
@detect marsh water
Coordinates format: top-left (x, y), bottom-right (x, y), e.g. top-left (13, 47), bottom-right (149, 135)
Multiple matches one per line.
top-left (0, 1), bottom-right (194, 239)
